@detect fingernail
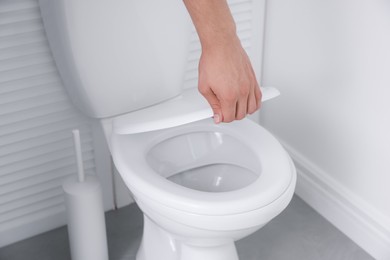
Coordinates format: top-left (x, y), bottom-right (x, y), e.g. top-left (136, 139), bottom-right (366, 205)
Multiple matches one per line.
top-left (214, 114), bottom-right (221, 124)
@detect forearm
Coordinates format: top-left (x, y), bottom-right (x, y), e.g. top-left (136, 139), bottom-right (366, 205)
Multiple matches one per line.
top-left (182, 0), bottom-right (239, 51)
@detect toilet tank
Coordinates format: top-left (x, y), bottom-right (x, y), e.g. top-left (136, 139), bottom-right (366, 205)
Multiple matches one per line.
top-left (39, 0), bottom-right (192, 118)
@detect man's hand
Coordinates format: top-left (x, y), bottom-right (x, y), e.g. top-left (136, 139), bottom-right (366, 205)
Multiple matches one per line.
top-left (183, 0), bottom-right (262, 123)
top-left (199, 36), bottom-right (261, 123)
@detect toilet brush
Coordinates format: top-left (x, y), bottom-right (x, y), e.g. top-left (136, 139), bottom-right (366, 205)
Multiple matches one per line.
top-left (62, 129), bottom-right (109, 260)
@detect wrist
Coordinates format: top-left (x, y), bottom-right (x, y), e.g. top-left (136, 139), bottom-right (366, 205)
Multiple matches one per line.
top-left (200, 30), bottom-right (241, 53)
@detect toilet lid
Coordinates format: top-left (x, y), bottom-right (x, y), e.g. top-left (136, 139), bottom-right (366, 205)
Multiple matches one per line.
top-left (113, 86), bottom-right (280, 134)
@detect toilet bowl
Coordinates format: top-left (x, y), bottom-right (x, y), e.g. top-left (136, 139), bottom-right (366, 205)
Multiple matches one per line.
top-left (39, 0), bottom-right (297, 259)
top-left (111, 118), bottom-right (296, 260)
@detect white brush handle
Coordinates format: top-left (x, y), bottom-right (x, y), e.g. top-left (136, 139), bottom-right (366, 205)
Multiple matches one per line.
top-left (72, 129), bottom-right (85, 183)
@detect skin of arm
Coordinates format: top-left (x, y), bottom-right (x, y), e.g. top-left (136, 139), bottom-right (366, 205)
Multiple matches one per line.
top-left (183, 0), bottom-right (262, 123)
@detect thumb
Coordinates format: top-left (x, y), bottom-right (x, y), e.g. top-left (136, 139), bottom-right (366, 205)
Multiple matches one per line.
top-left (199, 87), bottom-right (223, 124)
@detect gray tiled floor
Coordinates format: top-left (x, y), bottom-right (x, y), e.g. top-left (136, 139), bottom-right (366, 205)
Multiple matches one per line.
top-left (0, 195), bottom-right (373, 260)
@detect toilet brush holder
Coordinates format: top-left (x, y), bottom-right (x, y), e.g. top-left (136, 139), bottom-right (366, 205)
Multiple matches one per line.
top-left (62, 129), bottom-right (109, 260)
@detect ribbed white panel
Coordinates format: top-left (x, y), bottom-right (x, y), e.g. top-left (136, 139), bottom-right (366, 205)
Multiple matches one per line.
top-left (183, 0), bottom-right (259, 89)
top-left (0, 0), bottom-right (99, 247)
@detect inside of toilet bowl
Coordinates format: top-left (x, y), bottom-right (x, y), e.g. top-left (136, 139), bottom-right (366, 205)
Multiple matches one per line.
top-left (146, 131), bottom-right (262, 192)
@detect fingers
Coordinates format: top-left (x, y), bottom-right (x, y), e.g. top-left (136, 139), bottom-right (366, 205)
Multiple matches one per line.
top-left (247, 87), bottom-right (257, 115)
top-left (220, 94), bottom-right (237, 123)
top-left (248, 60), bottom-right (262, 111)
top-left (199, 86), bottom-right (223, 124)
top-left (200, 82), bottom-right (260, 123)
top-left (254, 82), bottom-right (262, 110)
top-left (227, 81), bottom-right (259, 120)
top-left (236, 85), bottom-right (249, 120)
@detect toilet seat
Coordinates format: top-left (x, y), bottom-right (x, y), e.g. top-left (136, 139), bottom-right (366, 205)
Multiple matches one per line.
top-left (111, 118), bottom-right (294, 216)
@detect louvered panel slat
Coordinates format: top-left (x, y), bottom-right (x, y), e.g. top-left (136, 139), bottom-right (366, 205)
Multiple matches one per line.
top-left (0, 117), bottom-right (89, 147)
top-left (0, 195), bottom-right (64, 224)
top-left (0, 30), bottom-right (46, 50)
top-left (0, 188), bottom-right (62, 214)
top-left (0, 105), bottom-right (75, 135)
top-left (0, 159), bottom-right (95, 200)
top-left (241, 39), bottom-right (252, 50)
top-left (0, 126), bottom-right (91, 157)
top-left (229, 0), bottom-right (252, 5)
top-left (188, 41), bottom-right (201, 50)
top-left (0, 52), bottom-right (53, 72)
top-left (230, 3), bottom-right (253, 14)
top-left (0, 81), bottom-right (61, 105)
top-left (0, 166), bottom-right (94, 209)
top-left (189, 30), bottom-right (200, 41)
top-left (0, 157), bottom-right (95, 199)
top-left (0, 205), bottom-right (65, 233)
top-left (0, 19), bottom-right (42, 37)
top-left (233, 11), bottom-right (252, 22)
top-left (0, 186), bottom-right (60, 207)
top-left (185, 65), bottom-right (198, 77)
top-left (183, 79), bottom-right (198, 89)
top-left (0, 72), bottom-right (59, 94)
top-left (187, 50), bottom-right (201, 61)
top-left (184, 69), bottom-right (198, 82)
top-left (0, 62), bottom-right (57, 84)
top-left (0, 159), bottom-right (95, 192)
top-left (185, 59), bottom-right (198, 70)
top-left (0, 143), bottom-right (94, 177)
top-left (238, 31), bottom-right (253, 42)
top-left (0, 0), bottom-right (100, 246)
top-left (0, 136), bottom-right (93, 168)
top-left (0, 99), bottom-right (69, 127)
top-left (0, 92), bottom-right (67, 116)
top-left (0, 7), bottom-right (41, 26)
top-left (0, 0), bottom-right (38, 14)
top-left (0, 163), bottom-right (95, 204)
top-left (240, 33), bottom-right (253, 42)
top-left (0, 163), bottom-right (96, 201)
top-left (237, 22), bottom-right (252, 33)
top-left (0, 174), bottom-right (79, 205)
top-left (0, 41), bottom-right (49, 60)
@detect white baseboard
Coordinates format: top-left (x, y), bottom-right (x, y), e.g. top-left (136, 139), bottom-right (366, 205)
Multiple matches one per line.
top-left (280, 141), bottom-right (390, 260)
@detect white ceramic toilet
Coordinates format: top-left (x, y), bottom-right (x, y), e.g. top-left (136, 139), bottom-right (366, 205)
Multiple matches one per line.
top-left (39, 0), bottom-right (297, 259)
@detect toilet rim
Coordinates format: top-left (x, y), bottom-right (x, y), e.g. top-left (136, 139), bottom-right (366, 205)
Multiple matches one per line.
top-left (111, 118), bottom-right (295, 216)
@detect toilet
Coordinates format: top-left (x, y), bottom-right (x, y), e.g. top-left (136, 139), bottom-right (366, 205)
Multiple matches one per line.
top-left (39, 0), bottom-right (297, 259)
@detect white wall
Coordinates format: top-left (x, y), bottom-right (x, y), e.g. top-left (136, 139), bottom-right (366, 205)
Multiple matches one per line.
top-left (261, 0), bottom-right (390, 259)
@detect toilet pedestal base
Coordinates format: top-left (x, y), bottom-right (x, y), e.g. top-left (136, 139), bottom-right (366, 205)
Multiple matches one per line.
top-left (136, 216), bottom-right (179, 260)
top-left (136, 215), bottom-right (239, 260)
